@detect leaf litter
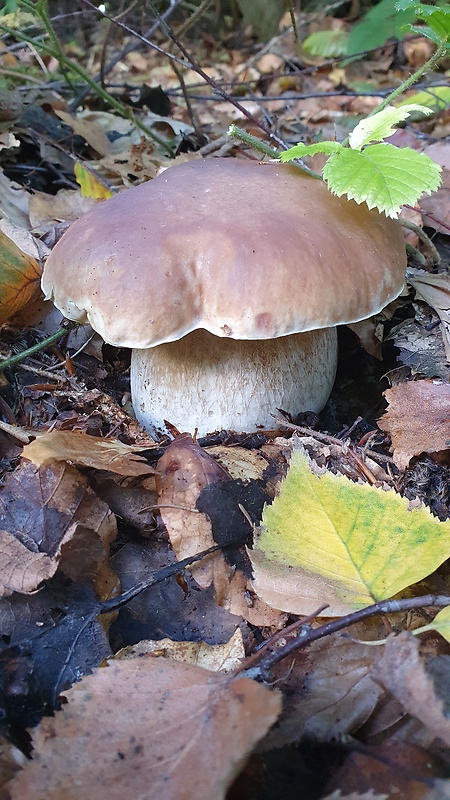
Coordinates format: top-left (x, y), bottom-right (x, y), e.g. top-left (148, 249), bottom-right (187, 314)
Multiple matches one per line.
top-left (0, 3), bottom-right (450, 798)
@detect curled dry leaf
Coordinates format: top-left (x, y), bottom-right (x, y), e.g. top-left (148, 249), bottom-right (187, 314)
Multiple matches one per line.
top-left (8, 656), bottom-right (281, 800)
top-left (0, 230), bottom-right (41, 324)
top-left (407, 268), bottom-right (450, 361)
top-left (157, 433), bottom-right (232, 589)
top-left (157, 434), bottom-right (286, 627)
top-left (23, 429), bottom-right (155, 476)
top-left (379, 381), bottom-right (450, 469)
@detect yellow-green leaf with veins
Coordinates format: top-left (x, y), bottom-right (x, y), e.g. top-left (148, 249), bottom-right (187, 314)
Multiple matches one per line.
top-left (250, 447), bottom-right (450, 617)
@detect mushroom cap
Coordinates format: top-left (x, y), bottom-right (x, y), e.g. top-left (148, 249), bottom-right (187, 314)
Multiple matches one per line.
top-left (42, 159), bottom-right (406, 348)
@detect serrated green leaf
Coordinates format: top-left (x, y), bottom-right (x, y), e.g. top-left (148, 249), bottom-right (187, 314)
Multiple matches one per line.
top-left (279, 141), bottom-right (342, 162)
top-left (303, 29), bottom-right (350, 58)
top-left (251, 447), bottom-right (450, 616)
top-left (395, 86), bottom-right (450, 115)
top-left (349, 105), bottom-right (432, 150)
top-left (323, 143), bottom-right (442, 217)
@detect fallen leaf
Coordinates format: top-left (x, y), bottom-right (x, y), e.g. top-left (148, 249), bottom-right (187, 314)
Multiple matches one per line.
top-left (407, 269), bottom-right (450, 361)
top-left (0, 230), bottom-right (41, 324)
top-left (251, 446), bottom-right (450, 616)
top-left (157, 433), bottom-right (232, 589)
top-left (0, 460), bottom-right (117, 600)
top-left (376, 632), bottom-right (450, 746)
top-left (262, 625), bottom-right (385, 749)
top-left (378, 381), bottom-right (450, 469)
top-left (0, 530), bottom-right (54, 597)
top-left (324, 740), bottom-right (446, 800)
top-left (8, 657), bottom-right (281, 800)
top-left (23, 429), bottom-right (155, 475)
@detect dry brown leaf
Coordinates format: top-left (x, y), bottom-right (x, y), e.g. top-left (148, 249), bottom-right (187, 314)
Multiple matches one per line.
top-left (23, 430), bottom-right (155, 476)
top-left (8, 657), bottom-right (281, 800)
top-left (0, 460), bottom-right (117, 600)
top-left (378, 381), bottom-right (450, 469)
top-left (157, 433), bottom-right (231, 588)
top-left (157, 435), bottom-right (286, 627)
top-left (324, 741), bottom-right (446, 799)
top-left (0, 529), bottom-right (55, 597)
top-left (262, 625), bottom-right (385, 750)
top-left (28, 188), bottom-right (98, 229)
top-left (376, 632), bottom-right (450, 746)
top-left (407, 269), bottom-right (450, 361)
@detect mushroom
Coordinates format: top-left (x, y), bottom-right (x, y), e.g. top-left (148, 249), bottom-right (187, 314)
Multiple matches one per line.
top-left (42, 158), bottom-right (406, 437)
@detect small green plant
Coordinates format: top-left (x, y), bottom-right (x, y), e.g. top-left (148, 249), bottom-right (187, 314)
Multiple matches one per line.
top-left (279, 0), bottom-right (450, 217)
top-left (303, 0), bottom-right (450, 59)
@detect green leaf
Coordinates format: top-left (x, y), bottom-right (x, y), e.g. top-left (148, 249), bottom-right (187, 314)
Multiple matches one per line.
top-left (235, 0), bottom-right (285, 41)
top-left (250, 447), bottom-right (450, 616)
top-left (395, 86), bottom-right (450, 115)
top-left (279, 141), bottom-right (342, 162)
top-left (349, 104), bottom-right (433, 150)
top-left (303, 29), bottom-right (350, 58)
top-left (322, 143), bottom-right (442, 217)
top-left (347, 0), bottom-right (417, 55)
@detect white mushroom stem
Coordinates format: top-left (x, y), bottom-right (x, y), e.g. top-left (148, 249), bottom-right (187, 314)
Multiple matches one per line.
top-left (131, 328), bottom-right (338, 438)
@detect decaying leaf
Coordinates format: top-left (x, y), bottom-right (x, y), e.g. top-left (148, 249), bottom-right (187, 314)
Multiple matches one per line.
top-left (323, 740), bottom-right (447, 800)
top-left (0, 230), bottom-right (41, 324)
top-left (251, 446), bottom-right (450, 616)
top-left (8, 656), bottom-right (281, 800)
top-left (378, 381), bottom-right (450, 469)
top-left (376, 632), bottom-right (450, 746)
top-left (23, 429), bottom-right (155, 476)
top-left (262, 624), bottom-right (386, 750)
top-left (157, 433), bottom-right (231, 588)
top-left (157, 434), bottom-right (286, 627)
top-left (0, 530), bottom-right (55, 597)
top-left (0, 460), bottom-right (117, 600)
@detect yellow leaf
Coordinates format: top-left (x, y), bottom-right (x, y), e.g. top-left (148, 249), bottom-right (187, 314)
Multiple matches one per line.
top-left (74, 162), bottom-right (113, 200)
top-left (0, 231), bottom-right (41, 325)
top-left (414, 606), bottom-right (450, 644)
top-left (251, 447), bottom-right (450, 616)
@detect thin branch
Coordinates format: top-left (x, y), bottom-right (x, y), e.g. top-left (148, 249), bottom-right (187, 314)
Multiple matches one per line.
top-left (258, 594), bottom-right (450, 679)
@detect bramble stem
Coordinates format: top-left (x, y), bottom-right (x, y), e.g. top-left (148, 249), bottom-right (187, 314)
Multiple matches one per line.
top-left (0, 326), bottom-right (69, 371)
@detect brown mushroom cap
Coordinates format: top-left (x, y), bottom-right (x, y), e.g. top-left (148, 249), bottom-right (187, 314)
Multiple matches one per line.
top-left (42, 159), bottom-right (407, 349)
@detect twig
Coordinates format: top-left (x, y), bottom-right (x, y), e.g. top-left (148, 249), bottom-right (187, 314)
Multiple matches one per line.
top-left (0, 326), bottom-right (69, 371)
top-left (258, 594), bottom-right (450, 679)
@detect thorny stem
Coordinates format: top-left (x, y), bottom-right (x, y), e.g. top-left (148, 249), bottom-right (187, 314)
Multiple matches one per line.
top-left (227, 125), bottom-right (321, 178)
top-left (0, 326), bottom-right (69, 371)
top-left (257, 594), bottom-right (450, 680)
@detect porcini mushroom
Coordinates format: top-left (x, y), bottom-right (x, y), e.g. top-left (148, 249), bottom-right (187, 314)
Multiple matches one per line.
top-left (42, 159), bottom-right (406, 437)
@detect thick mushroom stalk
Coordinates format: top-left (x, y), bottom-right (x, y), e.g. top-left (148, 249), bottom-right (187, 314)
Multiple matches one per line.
top-left (131, 328), bottom-right (337, 437)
